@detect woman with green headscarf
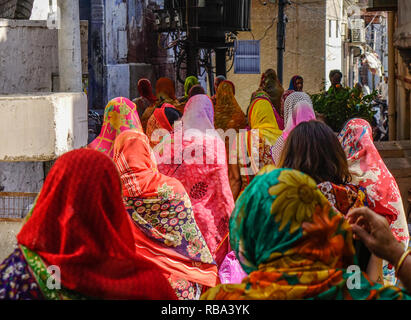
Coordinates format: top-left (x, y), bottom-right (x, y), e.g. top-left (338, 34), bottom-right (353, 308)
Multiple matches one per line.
top-left (177, 76), bottom-right (200, 106)
top-left (201, 167), bottom-right (411, 300)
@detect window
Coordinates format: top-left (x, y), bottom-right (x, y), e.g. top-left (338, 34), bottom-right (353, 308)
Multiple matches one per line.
top-left (234, 40), bottom-right (260, 74)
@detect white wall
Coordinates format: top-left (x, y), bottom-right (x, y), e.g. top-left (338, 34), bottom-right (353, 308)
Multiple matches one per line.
top-left (325, 0), bottom-right (343, 89)
top-left (30, 0), bottom-right (51, 20)
top-left (0, 20), bottom-right (58, 94)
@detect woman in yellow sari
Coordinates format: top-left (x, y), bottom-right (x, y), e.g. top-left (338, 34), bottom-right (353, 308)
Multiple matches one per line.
top-left (228, 95), bottom-right (282, 200)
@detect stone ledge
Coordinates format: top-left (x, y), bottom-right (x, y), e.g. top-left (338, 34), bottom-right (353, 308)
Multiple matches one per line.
top-left (0, 93), bottom-right (88, 161)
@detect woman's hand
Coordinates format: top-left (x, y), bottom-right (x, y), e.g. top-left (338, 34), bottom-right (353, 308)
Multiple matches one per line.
top-left (346, 207), bottom-right (404, 266)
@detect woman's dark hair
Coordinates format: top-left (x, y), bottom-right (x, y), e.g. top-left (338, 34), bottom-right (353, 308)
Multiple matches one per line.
top-left (188, 84), bottom-right (206, 98)
top-left (278, 120), bottom-right (351, 185)
top-left (164, 107), bottom-right (182, 126)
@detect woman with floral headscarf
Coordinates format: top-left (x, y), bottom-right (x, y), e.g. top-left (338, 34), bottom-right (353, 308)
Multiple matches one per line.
top-left (0, 149), bottom-right (177, 300)
top-left (271, 92), bottom-right (316, 165)
top-left (141, 77), bottom-right (180, 132)
top-left (133, 78), bottom-right (158, 119)
top-left (113, 129), bottom-right (218, 300)
top-left (88, 97), bottom-right (142, 158)
top-left (201, 168), bottom-right (411, 300)
top-left (339, 118), bottom-right (410, 286)
top-left (153, 94), bottom-right (235, 267)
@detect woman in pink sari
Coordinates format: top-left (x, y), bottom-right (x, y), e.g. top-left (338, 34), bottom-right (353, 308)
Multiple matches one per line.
top-left (338, 118), bottom-right (410, 286)
top-left (153, 94), bottom-right (235, 267)
top-left (88, 97), bottom-right (142, 158)
top-left (271, 92), bottom-right (316, 165)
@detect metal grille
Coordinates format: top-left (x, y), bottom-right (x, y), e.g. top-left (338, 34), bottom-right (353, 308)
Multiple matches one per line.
top-left (234, 40), bottom-right (260, 74)
top-left (0, 192), bottom-right (37, 219)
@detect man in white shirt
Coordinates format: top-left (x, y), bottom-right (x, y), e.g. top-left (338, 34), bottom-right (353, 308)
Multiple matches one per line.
top-left (378, 76), bottom-right (388, 103)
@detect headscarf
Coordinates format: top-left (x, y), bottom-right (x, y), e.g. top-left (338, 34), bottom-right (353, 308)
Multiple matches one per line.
top-left (113, 130), bottom-right (218, 288)
top-left (146, 103), bottom-right (181, 148)
top-left (280, 75), bottom-right (304, 115)
top-left (338, 118), bottom-right (410, 285)
top-left (201, 168), bottom-right (411, 300)
top-left (214, 80), bottom-right (247, 132)
top-left (141, 78), bottom-right (180, 131)
top-left (133, 79), bottom-right (158, 119)
top-left (156, 77), bottom-right (177, 101)
top-left (184, 76), bottom-right (199, 98)
top-left (17, 149), bottom-right (177, 300)
top-left (188, 84), bottom-right (206, 98)
top-left (138, 78), bottom-right (157, 104)
top-left (247, 96), bottom-right (283, 146)
top-left (88, 97), bottom-right (142, 158)
top-left (257, 69), bottom-right (284, 116)
top-left (154, 95), bottom-right (235, 266)
top-left (211, 75), bottom-right (227, 106)
top-left (288, 75), bottom-right (303, 91)
top-left (271, 92), bottom-right (316, 165)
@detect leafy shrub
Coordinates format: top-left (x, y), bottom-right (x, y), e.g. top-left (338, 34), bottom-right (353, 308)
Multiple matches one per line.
top-left (310, 86), bottom-right (377, 132)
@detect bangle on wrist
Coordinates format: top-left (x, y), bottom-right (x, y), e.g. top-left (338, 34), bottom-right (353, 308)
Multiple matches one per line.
top-left (395, 248), bottom-right (411, 277)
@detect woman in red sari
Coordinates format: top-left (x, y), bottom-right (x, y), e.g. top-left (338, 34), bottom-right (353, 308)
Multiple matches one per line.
top-left (113, 129), bottom-right (219, 300)
top-left (133, 78), bottom-right (157, 119)
top-left (145, 103), bottom-right (182, 148)
top-left (0, 149), bottom-right (177, 300)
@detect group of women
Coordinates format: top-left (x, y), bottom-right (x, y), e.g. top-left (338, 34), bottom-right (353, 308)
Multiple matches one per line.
top-left (1, 70), bottom-right (410, 300)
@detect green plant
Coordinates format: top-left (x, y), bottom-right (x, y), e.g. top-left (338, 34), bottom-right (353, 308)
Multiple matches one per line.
top-left (310, 86), bottom-right (377, 132)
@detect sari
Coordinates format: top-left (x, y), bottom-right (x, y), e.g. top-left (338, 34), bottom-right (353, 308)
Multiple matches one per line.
top-left (113, 130), bottom-right (218, 300)
top-left (1, 149), bottom-right (177, 300)
top-left (141, 78), bottom-right (180, 131)
top-left (133, 78), bottom-right (157, 119)
top-left (338, 118), bottom-right (410, 285)
top-left (231, 96), bottom-right (282, 193)
top-left (214, 80), bottom-right (247, 132)
top-left (88, 97), bottom-right (142, 158)
top-left (317, 181), bottom-right (372, 272)
top-left (280, 75), bottom-right (304, 116)
top-left (271, 92), bottom-right (315, 165)
top-left (211, 75), bottom-right (226, 106)
top-left (153, 95), bottom-right (235, 267)
top-left (252, 69), bottom-right (284, 118)
top-left (201, 168), bottom-right (411, 300)
top-left (146, 103), bottom-right (181, 148)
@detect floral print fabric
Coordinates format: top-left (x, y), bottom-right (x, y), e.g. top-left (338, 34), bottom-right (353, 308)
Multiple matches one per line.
top-left (0, 248), bottom-right (43, 300)
top-left (125, 195), bottom-right (214, 265)
top-left (339, 118), bottom-right (410, 285)
top-left (88, 97), bottom-right (142, 158)
top-left (201, 168), bottom-right (411, 300)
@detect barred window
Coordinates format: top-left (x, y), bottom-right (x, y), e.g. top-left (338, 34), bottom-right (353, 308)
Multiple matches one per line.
top-left (234, 40), bottom-right (260, 74)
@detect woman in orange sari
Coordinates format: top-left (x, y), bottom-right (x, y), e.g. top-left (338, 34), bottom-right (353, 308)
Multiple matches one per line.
top-left (141, 78), bottom-right (180, 132)
top-left (214, 80), bottom-right (247, 132)
top-left (113, 129), bottom-right (219, 300)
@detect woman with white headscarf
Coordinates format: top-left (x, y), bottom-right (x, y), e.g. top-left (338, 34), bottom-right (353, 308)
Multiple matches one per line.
top-left (271, 92), bottom-right (316, 165)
